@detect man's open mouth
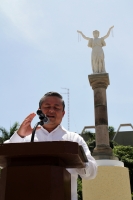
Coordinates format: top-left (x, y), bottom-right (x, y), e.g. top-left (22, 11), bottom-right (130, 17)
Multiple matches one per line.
top-left (47, 115), bottom-right (55, 118)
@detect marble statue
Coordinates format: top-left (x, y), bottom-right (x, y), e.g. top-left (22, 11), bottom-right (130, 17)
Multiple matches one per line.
top-left (77, 26), bottom-right (114, 73)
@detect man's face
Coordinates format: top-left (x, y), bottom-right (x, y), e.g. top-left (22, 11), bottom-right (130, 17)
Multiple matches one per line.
top-left (40, 96), bottom-right (65, 129)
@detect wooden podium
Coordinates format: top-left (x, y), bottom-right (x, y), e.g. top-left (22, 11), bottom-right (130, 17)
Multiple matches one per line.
top-left (0, 141), bottom-right (87, 200)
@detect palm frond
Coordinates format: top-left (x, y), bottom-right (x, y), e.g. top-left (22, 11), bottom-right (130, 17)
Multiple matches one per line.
top-left (10, 122), bottom-right (19, 137)
top-left (0, 127), bottom-right (9, 140)
top-left (0, 122), bottom-right (20, 142)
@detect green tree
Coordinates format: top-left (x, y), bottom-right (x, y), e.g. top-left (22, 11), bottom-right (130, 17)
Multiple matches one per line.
top-left (0, 122), bottom-right (19, 143)
top-left (80, 131), bottom-right (95, 143)
top-left (108, 126), bottom-right (115, 140)
top-left (77, 176), bottom-right (82, 200)
top-left (80, 130), bottom-right (96, 154)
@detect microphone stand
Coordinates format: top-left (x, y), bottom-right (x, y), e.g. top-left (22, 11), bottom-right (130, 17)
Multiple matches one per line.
top-left (31, 122), bottom-right (41, 142)
top-left (31, 112), bottom-right (49, 142)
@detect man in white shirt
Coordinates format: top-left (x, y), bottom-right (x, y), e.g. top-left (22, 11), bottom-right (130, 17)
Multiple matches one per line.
top-left (6, 91), bottom-right (97, 200)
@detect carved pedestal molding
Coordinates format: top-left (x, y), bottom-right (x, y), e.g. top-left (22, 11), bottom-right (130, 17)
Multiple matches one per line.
top-left (88, 73), bottom-right (116, 159)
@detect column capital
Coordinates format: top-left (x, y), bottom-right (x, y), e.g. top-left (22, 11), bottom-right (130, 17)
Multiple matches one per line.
top-left (88, 73), bottom-right (110, 90)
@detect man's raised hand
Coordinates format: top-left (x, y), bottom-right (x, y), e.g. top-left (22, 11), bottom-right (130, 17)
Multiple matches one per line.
top-left (17, 113), bottom-right (40, 138)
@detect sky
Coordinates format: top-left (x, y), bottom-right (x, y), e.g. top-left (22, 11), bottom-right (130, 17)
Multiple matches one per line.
top-left (0, 0), bottom-right (133, 134)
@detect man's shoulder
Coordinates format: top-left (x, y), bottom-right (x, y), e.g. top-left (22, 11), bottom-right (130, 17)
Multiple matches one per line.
top-left (61, 126), bottom-right (80, 136)
top-left (62, 128), bottom-right (83, 142)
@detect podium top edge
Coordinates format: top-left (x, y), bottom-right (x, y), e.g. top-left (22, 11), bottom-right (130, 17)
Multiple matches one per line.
top-left (0, 141), bottom-right (87, 168)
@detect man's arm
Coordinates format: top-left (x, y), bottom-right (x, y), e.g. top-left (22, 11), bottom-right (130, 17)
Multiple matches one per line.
top-left (75, 137), bottom-right (97, 179)
top-left (64, 132), bottom-right (97, 179)
top-left (4, 113), bottom-right (40, 143)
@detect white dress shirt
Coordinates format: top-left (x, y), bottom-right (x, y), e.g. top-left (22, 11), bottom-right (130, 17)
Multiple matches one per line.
top-left (5, 125), bottom-right (97, 200)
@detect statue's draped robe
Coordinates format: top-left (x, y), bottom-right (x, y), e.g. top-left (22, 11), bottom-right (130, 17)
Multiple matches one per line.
top-left (88, 38), bottom-right (106, 73)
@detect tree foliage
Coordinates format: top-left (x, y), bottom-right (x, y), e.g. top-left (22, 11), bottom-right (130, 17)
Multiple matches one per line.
top-left (0, 122), bottom-right (19, 143)
top-left (108, 126), bottom-right (115, 140)
top-left (77, 176), bottom-right (82, 200)
top-left (80, 131), bottom-right (95, 143)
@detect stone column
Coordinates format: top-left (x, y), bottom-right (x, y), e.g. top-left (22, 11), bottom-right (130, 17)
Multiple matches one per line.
top-left (84, 73), bottom-right (131, 200)
top-left (88, 73), bottom-right (115, 159)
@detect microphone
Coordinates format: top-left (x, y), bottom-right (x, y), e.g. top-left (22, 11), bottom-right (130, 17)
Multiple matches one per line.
top-left (36, 110), bottom-right (49, 125)
top-left (31, 110), bottom-right (49, 142)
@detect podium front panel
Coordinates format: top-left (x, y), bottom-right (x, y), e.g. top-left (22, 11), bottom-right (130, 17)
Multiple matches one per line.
top-left (0, 165), bottom-right (71, 200)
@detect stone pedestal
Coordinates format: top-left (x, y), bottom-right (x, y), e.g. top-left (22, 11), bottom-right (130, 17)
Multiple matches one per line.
top-left (82, 161), bottom-right (131, 200)
top-left (88, 73), bottom-right (116, 159)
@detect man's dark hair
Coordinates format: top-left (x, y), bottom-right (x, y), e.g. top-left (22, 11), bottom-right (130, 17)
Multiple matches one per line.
top-left (39, 92), bottom-right (65, 111)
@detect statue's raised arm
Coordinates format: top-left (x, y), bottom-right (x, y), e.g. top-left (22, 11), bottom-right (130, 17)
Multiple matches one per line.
top-left (102, 26), bottom-right (114, 40)
top-left (77, 30), bottom-right (90, 40)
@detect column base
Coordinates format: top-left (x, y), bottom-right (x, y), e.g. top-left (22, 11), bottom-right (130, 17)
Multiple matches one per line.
top-left (92, 145), bottom-right (116, 159)
top-left (93, 155), bottom-right (118, 160)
